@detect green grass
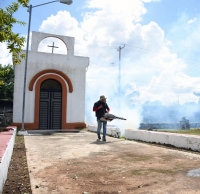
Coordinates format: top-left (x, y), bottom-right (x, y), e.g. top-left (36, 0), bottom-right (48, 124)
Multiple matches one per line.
top-left (156, 128), bottom-right (200, 136)
top-left (120, 136), bottom-right (126, 140)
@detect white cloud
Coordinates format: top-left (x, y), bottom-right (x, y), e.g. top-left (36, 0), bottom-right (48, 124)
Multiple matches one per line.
top-left (38, 0), bottom-right (196, 108)
top-left (0, 33), bottom-right (29, 66)
top-left (0, 43), bottom-right (12, 65)
top-left (188, 17), bottom-right (197, 24)
top-left (39, 11), bottom-right (83, 42)
top-left (142, 0), bottom-right (160, 2)
top-left (85, 0), bottom-right (147, 23)
top-left (1, 0), bottom-right (198, 127)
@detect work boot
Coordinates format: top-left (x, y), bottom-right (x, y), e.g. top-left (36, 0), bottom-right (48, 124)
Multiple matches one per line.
top-left (102, 138), bottom-right (106, 142)
top-left (98, 134), bottom-right (101, 140)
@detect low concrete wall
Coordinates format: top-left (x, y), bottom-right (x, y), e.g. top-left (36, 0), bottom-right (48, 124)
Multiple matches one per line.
top-left (124, 129), bottom-right (200, 152)
top-left (88, 125), bottom-right (121, 138)
top-left (0, 126), bottom-right (17, 194)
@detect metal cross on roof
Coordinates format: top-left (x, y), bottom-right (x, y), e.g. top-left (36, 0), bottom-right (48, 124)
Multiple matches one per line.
top-left (48, 42), bottom-right (59, 53)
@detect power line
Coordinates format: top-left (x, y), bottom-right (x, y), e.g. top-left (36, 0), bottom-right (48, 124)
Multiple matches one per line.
top-left (89, 61), bottom-right (115, 67)
top-left (13, 9), bottom-right (200, 63)
top-left (20, 11), bottom-right (200, 67)
top-left (87, 76), bottom-right (200, 90)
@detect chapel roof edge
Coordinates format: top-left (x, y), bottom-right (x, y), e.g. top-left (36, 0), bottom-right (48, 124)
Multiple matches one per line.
top-left (31, 31), bottom-right (75, 40)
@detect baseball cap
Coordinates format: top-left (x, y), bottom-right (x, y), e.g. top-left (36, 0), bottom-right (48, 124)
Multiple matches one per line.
top-left (100, 95), bottom-right (107, 100)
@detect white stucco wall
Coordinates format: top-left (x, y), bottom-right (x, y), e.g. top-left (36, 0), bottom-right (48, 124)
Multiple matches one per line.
top-left (13, 31), bottom-right (89, 125)
top-left (124, 129), bottom-right (200, 152)
top-left (0, 127), bottom-right (16, 194)
top-left (88, 125), bottom-right (121, 138)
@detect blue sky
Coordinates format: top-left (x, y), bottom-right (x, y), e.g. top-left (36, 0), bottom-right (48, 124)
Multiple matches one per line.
top-left (1, 0), bottom-right (200, 108)
top-left (0, 0), bottom-right (85, 34)
top-left (0, 0), bottom-right (198, 37)
top-left (142, 0), bottom-right (200, 30)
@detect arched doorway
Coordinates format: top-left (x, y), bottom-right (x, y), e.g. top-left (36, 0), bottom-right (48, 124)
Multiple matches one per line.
top-left (39, 79), bottom-right (62, 129)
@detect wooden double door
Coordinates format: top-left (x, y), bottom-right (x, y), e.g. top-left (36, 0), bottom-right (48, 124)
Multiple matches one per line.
top-left (39, 79), bottom-right (62, 129)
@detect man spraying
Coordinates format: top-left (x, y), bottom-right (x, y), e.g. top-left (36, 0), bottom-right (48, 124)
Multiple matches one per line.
top-left (93, 95), bottom-right (110, 141)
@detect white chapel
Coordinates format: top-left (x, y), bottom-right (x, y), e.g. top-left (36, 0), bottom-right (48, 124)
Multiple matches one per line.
top-left (13, 31), bottom-right (89, 130)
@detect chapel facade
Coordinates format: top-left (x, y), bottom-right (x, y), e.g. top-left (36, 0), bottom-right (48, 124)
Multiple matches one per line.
top-left (13, 31), bottom-right (89, 130)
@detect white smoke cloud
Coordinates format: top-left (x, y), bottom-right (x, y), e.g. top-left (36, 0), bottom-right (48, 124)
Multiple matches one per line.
top-left (139, 71), bottom-right (200, 105)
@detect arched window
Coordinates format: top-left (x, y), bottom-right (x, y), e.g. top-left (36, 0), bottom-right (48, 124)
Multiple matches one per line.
top-left (38, 37), bottom-right (67, 55)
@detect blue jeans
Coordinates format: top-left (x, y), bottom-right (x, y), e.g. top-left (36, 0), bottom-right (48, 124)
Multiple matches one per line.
top-left (97, 119), bottom-right (107, 139)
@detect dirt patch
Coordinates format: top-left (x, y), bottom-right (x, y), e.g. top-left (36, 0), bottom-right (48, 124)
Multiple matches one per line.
top-left (36, 149), bottom-right (200, 193)
top-left (2, 136), bottom-right (32, 194)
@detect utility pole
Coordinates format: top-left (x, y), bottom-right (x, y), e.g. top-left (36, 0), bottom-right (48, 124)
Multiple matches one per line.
top-left (117, 44), bottom-right (125, 108)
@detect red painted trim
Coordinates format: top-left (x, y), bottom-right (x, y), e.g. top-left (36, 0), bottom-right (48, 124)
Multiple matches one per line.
top-left (16, 69), bottom-right (86, 130)
top-left (29, 69), bottom-right (73, 93)
top-left (34, 74), bottom-right (67, 129)
top-left (12, 122), bottom-right (86, 130)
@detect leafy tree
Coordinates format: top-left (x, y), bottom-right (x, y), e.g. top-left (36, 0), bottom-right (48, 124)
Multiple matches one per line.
top-left (0, 64), bottom-right (14, 99)
top-left (0, 0), bottom-right (29, 64)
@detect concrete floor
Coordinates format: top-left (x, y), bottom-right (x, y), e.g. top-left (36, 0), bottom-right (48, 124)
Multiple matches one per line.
top-left (24, 131), bottom-right (200, 194)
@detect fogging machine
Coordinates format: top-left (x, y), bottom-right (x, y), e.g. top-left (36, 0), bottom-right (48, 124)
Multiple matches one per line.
top-left (100, 113), bottom-right (126, 122)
